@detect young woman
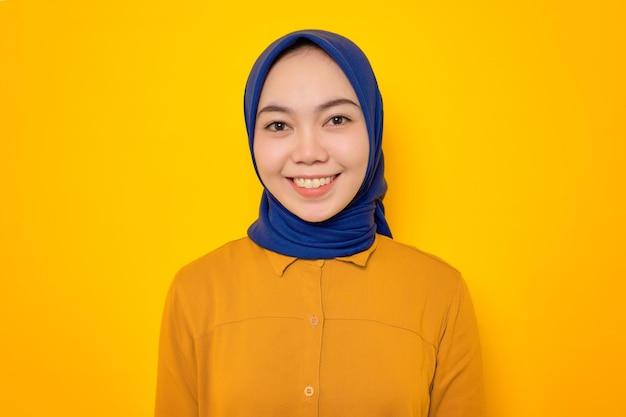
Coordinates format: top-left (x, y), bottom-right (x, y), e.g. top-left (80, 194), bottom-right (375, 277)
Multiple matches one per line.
top-left (155, 29), bottom-right (483, 417)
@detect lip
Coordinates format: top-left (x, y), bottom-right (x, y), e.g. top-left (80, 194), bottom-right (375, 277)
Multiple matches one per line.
top-left (288, 174), bottom-right (339, 198)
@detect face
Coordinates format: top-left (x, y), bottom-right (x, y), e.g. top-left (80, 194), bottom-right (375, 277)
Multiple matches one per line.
top-left (253, 47), bottom-right (369, 223)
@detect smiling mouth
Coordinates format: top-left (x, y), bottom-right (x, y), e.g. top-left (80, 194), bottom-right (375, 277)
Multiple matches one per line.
top-left (292, 175), bottom-right (337, 189)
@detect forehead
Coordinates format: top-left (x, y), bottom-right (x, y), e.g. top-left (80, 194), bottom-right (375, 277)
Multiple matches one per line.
top-left (259, 46), bottom-right (357, 101)
top-left (268, 46), bottom-right (340, 76)
top-left (275, 43), bottom-right (332, 63)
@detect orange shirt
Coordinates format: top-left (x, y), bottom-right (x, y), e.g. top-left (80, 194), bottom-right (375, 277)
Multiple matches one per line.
top-left (155, 235), bottom-right (483, 416)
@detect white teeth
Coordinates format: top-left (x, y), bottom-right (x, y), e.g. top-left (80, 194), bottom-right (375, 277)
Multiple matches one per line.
top-left (293, 176), bottom-right (336, 189)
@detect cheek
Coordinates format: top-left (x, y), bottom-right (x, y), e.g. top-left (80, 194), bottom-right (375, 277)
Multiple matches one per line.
top-left (253, 136), bottom-right (282, 180)
top-left (253, 136), bottom-right (269, 168)
top-left (339, 132), bottom-right (369, 172)
top-left (349, 137), bottom-right (370, 189)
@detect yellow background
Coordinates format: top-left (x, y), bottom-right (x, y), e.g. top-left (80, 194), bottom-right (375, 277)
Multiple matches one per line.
top-left (1, 0), bottom-right (624, 416)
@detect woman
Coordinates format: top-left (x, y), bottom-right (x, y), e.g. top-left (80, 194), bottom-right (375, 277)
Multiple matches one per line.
top-left (155, 29), bottom-right (483, 417)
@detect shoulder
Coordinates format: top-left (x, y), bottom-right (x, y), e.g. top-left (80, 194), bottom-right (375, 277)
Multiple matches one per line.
top-left (374, 235), bottom-right (460, 273)
top-left (181, 236), bottom-right (261, 269)
top-left (372, 235), bottom-right (463, 291)
top-left (165, 237), bottom-right (268, 332)
top-left (165, 238), bottom-right (268, 338)
top-left (172, 237), bottom-right (264, 289)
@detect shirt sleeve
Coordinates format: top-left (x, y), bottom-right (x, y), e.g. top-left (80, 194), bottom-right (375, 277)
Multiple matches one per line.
top-left (155, 276), bottom-right (199, 417)
top-left (429, 278), bottom-right (485, 417)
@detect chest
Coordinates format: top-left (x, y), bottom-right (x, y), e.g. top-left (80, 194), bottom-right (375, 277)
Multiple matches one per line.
top-left (194, 259), bottom-right (441, 416)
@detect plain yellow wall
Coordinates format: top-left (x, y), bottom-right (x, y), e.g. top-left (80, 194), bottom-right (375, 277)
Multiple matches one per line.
top-left (1, 1), bottom-right (624, 416)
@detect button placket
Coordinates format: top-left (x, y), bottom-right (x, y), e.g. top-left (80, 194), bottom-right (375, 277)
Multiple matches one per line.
top-left (298, 261), bottom-right (325, 414)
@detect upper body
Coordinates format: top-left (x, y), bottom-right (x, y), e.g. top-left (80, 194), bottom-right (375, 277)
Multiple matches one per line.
top-left (155, 235), bottom-right (483, 417)
top-left (155, 29), bottom-right (484, 416)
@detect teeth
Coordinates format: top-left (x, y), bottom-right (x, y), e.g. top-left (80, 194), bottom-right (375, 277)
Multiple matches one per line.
top-left (293, 176), bottom-right (336, 189)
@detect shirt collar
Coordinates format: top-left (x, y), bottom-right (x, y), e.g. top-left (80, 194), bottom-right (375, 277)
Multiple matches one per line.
top-left (264, 235), bottom-right (379, 277)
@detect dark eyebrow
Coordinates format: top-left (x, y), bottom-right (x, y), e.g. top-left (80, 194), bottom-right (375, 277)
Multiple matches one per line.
top-left (256, 105), bottom-right (294, 117)
top-left (316, 98), bottom-right (361, 112)
top-left (256, 98), bottom-right (361, 117)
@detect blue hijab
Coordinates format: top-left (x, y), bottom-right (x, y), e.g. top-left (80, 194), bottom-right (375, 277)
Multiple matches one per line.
top-left (244, 29), bottom-right (392, 259)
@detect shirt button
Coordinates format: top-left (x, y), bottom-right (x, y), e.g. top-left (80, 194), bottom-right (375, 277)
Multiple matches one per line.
top-left (304, 385), bottom-right (315, 397)
top-left (309, 315), bottom-right (320, 326)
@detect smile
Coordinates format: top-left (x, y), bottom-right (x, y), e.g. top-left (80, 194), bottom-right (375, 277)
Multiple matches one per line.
top-left (292, 175), bottom-right (336, 189)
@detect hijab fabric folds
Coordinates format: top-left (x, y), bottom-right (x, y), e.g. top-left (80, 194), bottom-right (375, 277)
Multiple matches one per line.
top-left (244, 29), bottom-right (392, 259)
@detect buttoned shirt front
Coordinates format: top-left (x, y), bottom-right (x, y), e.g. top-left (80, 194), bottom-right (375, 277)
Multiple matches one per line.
top-left (155, 235), bottom-right (483, 417)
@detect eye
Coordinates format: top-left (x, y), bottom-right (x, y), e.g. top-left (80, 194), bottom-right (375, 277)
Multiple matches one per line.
top-left (265, 121), bottom-right (290, 132)
top-left (326, 115), bottom-right (351, 126)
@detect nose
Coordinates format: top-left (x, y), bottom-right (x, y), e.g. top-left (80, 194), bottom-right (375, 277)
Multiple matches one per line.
top-left (291, 127), bottom-right (329, 165)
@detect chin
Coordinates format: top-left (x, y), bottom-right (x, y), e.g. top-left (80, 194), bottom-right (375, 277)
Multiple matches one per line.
top-left (291, 206), bottom-right (342, 223)
top-left (304, 216), bottom-right (333, 223)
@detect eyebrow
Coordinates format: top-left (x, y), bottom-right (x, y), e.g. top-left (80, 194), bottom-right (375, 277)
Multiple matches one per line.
top-left (317, 98), bottom-right (360, 112)
top-left (256, 98), bottom-right (361, 117)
